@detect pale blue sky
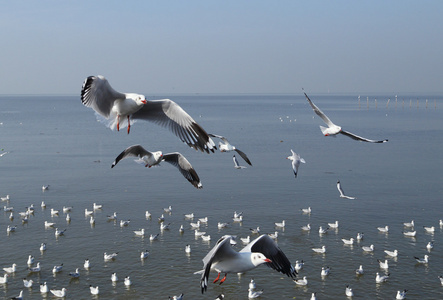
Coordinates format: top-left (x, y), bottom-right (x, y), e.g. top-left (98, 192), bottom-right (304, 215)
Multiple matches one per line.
top-left (1, 1), bottom-right (442, 95)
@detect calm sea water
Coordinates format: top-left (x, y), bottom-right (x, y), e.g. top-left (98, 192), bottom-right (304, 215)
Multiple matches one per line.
top-left (0, 94), bottom-right (442, 299)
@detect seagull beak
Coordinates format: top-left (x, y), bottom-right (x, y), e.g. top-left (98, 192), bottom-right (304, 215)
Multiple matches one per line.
top-left (141, 99), bottom-right (147, 104)
top-left (264, 258), bottom-right (272, 263)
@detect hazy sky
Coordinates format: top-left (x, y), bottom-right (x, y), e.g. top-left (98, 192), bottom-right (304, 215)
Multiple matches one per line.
top-left (1, 1), bottom-right (442, 95)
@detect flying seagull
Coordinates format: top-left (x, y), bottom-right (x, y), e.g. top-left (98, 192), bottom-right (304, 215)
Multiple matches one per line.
top-left (196, 235), bottom-right (296, 293)
top-left (233, 155), bottom-right (246, 169)
top-left (208, 134), bottom-right (252, 165)
top-left (337, 180), bottom-right (356, 199)
top-left (304, 91), bottom-right (388, 143)
top-left (111, 144), bottom-right (202, 189)
top-left (286, 149), bottom-right (305, 178)
top-left (81, 75), bottom-right (216, 153)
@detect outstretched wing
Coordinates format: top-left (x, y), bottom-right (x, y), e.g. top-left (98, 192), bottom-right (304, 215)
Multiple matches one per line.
top-left (111, 145), bottom-right (151, 168)
top-left (132, 99), bottom-right (216, 153)
top-left (240, 235), bottom-right (296, 279)
top-left (163, 153), bottom-right (202, 189)
top-left (234, 149), bottom-right (252, 166)
top-left (304, 92), bottom-right (335, 127)
top-left (340, 130), bottom-right (388, 143)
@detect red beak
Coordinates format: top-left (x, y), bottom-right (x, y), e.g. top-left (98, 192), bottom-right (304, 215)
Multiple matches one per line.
top-left (264, 258), bottom-right (272, 263)
top-left (141, 99), bottom-right (147, 104)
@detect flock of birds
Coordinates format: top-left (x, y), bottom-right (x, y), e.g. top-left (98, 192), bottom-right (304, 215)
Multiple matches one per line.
top-left (1, 76), bottom-right (437, 298)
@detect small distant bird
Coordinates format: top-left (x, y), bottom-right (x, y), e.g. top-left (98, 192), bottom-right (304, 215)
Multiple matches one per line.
top-left (286, 149), bottom-right (305, 178)
top-left (23, 278), bottom-right (33, 288)
top-left (384, 249), bottom-right (398, 257)
top-left (55, 228), bottom-right (66, 237)
top-left (185, 245), bottom-right (191, 254)
top-left (232, 154), bottom-right (247, 169)
top-left (195, 230), bottom-right (206, 237)
top-left (190, 221), bottom-right (201, 228)
top-left (179, 225), bottom-right (184, 233)
top-left (301, 224), bottom-right (311, 231)
top-left (40, 243), bottom-right (47, 251)
top-left (321, 266), bottom-right (330, 276)
top-left (81, 75), bottom-right (216, 152)
top-left (250, 227), bottom-right (260, 234)
top-left (184, 213), bottom-right (194, 219)
top-left (275, 220), bottom-right (285, 228)
top-left (160, 223), bottom-right (171, 230)
top-left (85, 208), bottom-right (93, 216)
top-left (7, 225), bottom-right (17, 233)
top-left (62, 206), bottom-right (72, 213)
top-left (120, 219), bottom-right (130, 227)
top-left (145, 211), bottom-right (152, 218)
top-left (124, 276), bottom-right (132, 286)
top-left (89, 216), bottom-right (95, 225)
top-left (301, 207), bottom-right (311, 214)
top-left (337, 180), bottom-right (356, 199)
top-left (439, 275), bottom-right (443, 285)
top-left (249, 278), bottom-right (256, 290)
top-left (217, 222), bottom-right (229, 229)
top-left (141, 250), bottom-right (150, 259)
top-left (42, 185), bottom-right (50, 191)
top-left (414, 255), bottom-right (429, 264)
top-left (111, 145), bottom-right (203, 189)
top-left (362, 244), bottom-right (375, 252)
top-left (28, 262), bottom-right (41, 273)
top-left (294, 276), bottom-right (308, 286)
top-left (342, 238), bottom-right (354, 245)
top-left (355, 265), bottom-right (364, 275)
top-left (427, 241), bottom-right (434, 250)
top-left (41, 201), bottom-right (46, 208)
top-left (150, 233), bottom-right (159, 241)
top-left (90, 285), bottom-right (99, 295)
top-left (66, 214), bottom-right (71, 222)
top-left (318, 226), bottom-right (329, 234)
top-left (202, 235), bottom-right (211, 241)
top-left (377, 226), bottom-right (389, 233)
top-left (164, 205), bottom-right (172, 213)
top-left (93, 202), bottom-right (103, 210)
top-left (312, 246), bottom-right (326, 254)
top-left (84, 259), bottom-right (90, 269)
top-left (375, 272), bottom-right (390, 283)
top-left (40, 282), bottom-right (49, 293)
top-left (208, 133), bottom-right (252, 166)
top-left (304, 91), bottom-right (388, 143)
top-left (69, 268), bottom-right (80, 278)
top-left (424, 226), bottom-right (435, 233)
top-left (268, 231), bottom-right (278, 240)
top-left (134, 228), bottom-right (145, 236)
top-left (52, 264), bottom-right (63, 274)
top-left (215, 294), bottom-right (225, 300)
top-left (403, 220), bottom-right (414, 227)
top-left (107, 212), bottom-right (117, 221)
top-left (328, 220), bottom-right (339, 228)
top-left (50, 287), bottom-right (67, 298)
top-left (0, 274), bottom-right (8, 284)
top-left (294, 260), bottom-right (304, 271)
top-left (27, 255), bottom-right (35, 265)
top-left (104, 252), bottom-right (118, 261)
top-left (403, 230), bottom-right (416, 237)
top-left (396, 290), bottom-right (408, 300)
top-left (3, 263), bottom-right (17, 273)
top-left (356, 232), bottom-right (364, 240)
top-left (111, 273), bottom-right (118, 282)
top-left (377, 259), bottom-right (389, 269)
top-left (199, 217), bottom-right (209, 223)
top-left (310, 292), bottom-right (317, 300)
top-left (50, 208), bottom-right (59, 216)
top-left (248, 288), bottom-right (264, 298)
top-left (1, 194), bottom-right (10, 201)
top-left (169, 293), bottom-right (184, 300)
top-left (345, 285), bottom-right (354, 297)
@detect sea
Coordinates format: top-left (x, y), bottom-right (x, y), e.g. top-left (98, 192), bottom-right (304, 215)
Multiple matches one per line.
top-left (0, 94), bottom-right (442, 299)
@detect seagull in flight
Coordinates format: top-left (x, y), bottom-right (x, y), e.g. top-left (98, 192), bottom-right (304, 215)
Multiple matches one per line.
top-left (208, 133), bottom-right (252, 166)
top-left (81, 75), bottom-right (216, 153)
top-left (304, 91), bottom-right (388, 143)
top-left (233, 155), bottom-right (246, 169)
top-left (111, 144), bottom-right (202, 189)
top-left (196, 235), bottom-right (296, 293)
top-left (337, 180), bottom-right (356, 199)
top-left (286, 149), bottom-right (305, 178)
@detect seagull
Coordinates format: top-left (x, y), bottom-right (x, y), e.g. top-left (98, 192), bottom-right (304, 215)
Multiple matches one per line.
top-left (141, 250), bottom-right (150, 259)
top-left (120, 219), bottom-right (130, 227)
top-left (250, 227), bottom-right (260, 234)
top-left (81, 75), bottom-right (215, 152)
top-left (232, 155), bottom-right (247, 169)
top-left (426, 241), bottom-right (434, 250)
top-left (89, 216), bottom-right (95, 225)
top-left (403, 230), bottom-right (416, 237)
top-left (40, 282), bottom-right (49, 293)
top-left (69, 268), bottom-right (80, 278)
top-left (286, 149), bottom-right (305, 178)
top-left (215, 294), bottom-right (225, 300)
top-left (217, 222), bottom-right (229, 229)
top-left (195, 230), bottom-right (206, 237)
top-left (163, 205), bottom-right (172, 213)
top-left (275, 220), bottom-right (285, 228)
top-left (185, 245), bottom-right (191, 254)
top-left (294, 260), bottom-right (304, 271)
top-left (342, 238), bottom-right (354, 245)
top-left (28, 262), bottom-right (41, 273)
top-left (134, 228), bottom-right (145, 236)
top-left (62, 206), bottom-right (72, 213)
top-left (301, 224), bottom-right (311, 231)
top-left (362, 244), bottom-right (375, 252)
top-left (107, 212), bottom-right (117, 221)
top-left (50, 208), bottom-right (59, 216)
top-left (111, 273), bottom-right (118, 282)
top-left (104, 252), bottom-right (118, 261)
top-left (145, 211), bottom-right (152, 218)
top-left (375, 272), bottom-right (390, 283)
top-left (384, 249), bottom-right (398, 257)
top-left (249, 278), bottom-right (256, 290)
top-left (199, 217), bottom-right (209, 223)
top-left (268, 232), bottom-right (278, 240)
top-left (377, 226), bottom-right (389, 233)
top-left (3, 206), bottom-right (13, 212)
top-left (318, 226), bottom-right (329, 234)
top-left (233, 215), bottom-right (243, 222)
top-left (321, 266), bottom-right (331, 276)
top-left (414, 255), bottom-right (429, 264)
top-left (439, 275), bottom-right (443, 285)
top-left (196, 235), bottom-right (296, 293)
top-left (377, 259), bottom-right (389, 269)
top-left (0, 274), bottom-right (8, 284)
top-left (184, 213), bottom-right (194, 219)
top-left (248, 288), bottom-right (264, 298)
top-left (84, 259), bottom-right (90, 269)
top-left (10, 290), bottom-right (23, 300)
top-left (93, 203), bottom-right (103, 210)
top-left (355, 265), bottom-right (364, 275)
top-left (150, 233), bottom-right (159, 241)
top-left (23, 278), bottom-right (33, 288)
top-left (52, 264), bottom-right (63, 274)
top-left (312, 246), bottom-right (326, 254)
top-left (310, 292), bottom-right (317, 300)
top-left (396, 290), bottom-right (408, 300)
top-left (3, 263), bottom-right (16, 273)
top-left (301, 207), bottom-right (311, 214)
top-left (111, 145), bottom-right (203, 189)
top-left (42, 185), bottom-right (50, 191)
top-left (90, 285), bottom-right (99, 295)
top-left (328, 221), bottom-right (339, 228)
top-left (169, 293), bottom-right (184, 300)
top-left (124, 276), bottom-right (132, 286)
top-left (27, 255), bottom-right (34, 265)
top-left (84, 208), bottom-right (93, 216)
top-left (424, 226), bottom-right (435, 233)
top-left (50, 287), bottom-right (67, 298)
top-left (161, 223), bottom-right (171, 230)
top-left (208, 133), bottom-right (252, 165)
top-left (403, 220), bottom-right (414, 227)
top-left (337, 181), bottom-right (356, 199)
top-left (356, 232), bottom-right (364, 240)
top-left (41, 201), bottom-right (46, 208)
top-left (1, 194), bottom-right (10, 201)
top-left (345, 285), bottom-right (354, 297)
top-left (190, 221), bottom-right (201, 228)
top-left (55, 228), bottom-right (66, 237)
top-left (179, 225), bottom-right (184, 233)
top-left (304, 91), bottom-right (388, 143)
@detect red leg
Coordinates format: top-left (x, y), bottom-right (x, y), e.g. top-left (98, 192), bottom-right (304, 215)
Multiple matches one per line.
top-left (117, 115), bottom-right (120, 131)
top-left (213, 272), bottom-right (221, 283)
top-left (127, 116), bottom-right (130, 134)
top-left (219, 273), bottom-right (227, 285)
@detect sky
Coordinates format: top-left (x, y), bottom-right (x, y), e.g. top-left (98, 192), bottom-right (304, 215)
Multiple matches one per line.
top-left (1, 1), bottom-right (442, 95)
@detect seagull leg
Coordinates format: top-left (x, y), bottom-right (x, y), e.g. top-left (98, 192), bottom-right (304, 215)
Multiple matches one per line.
top-left (117, 115), bottom-right (120, 131)
top-left (213, 273), bottom-right (221, 283)
top-left (127, 115), bottom-right (131, 134)
top-left (219, 273), bottom-right (228, 285)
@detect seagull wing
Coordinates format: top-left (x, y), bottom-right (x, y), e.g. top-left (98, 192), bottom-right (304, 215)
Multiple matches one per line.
top-left (234, 149), bottom-right (252, 166)
top-left (240, 235), bottom-right (296, 279)
top-left (111, 145), bottom-right (152, 168)
top-left (337, 181), bottom-right (345, 197)
top-left (208, 133), bottom-right (230, 144)
top-left (233, 155), bottom-right (241, 168)
top-left (340, 130), bottom-right (388, 143)
top-left (132, 99), bottom-right (216, 153)
top-left (81, 75), bottom-right (125, 118)
top-left (162, 153), bottom-right (202, 189)
top-left (199, 235), bottom-right (238, 293)
top-left (304, 92), bottom-right (335, 127)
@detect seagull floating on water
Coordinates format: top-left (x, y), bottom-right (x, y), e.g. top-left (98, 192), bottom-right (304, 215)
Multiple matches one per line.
top-left (355, 265), bottom-right (364, 275)
top-left (0, 274), bottom-right (9, 284)
top-left (124, 276), bottom-right (132, 286)
top-left (384, 249), bottom-right (398, 257)
top-left (342, 238), bottom-right (354, 245)
top-left (312, 246), bottom-right (326, 254)
top-left (328, 221), bottom-right (339, 228)
top-left (301, 207), bottom-right (311, 214)
top-left (10, 290), bottom-right (23, 300)
top-left (185, 245), bottom-right (191, 254)
top-left (318, 226), bottom-right (329, 234)
top-left (111, 144), bottom-right (203, 189)
top-left (111, 272), bottom-right (118, 282)
top-left (208, 133), bottom-right (252, 166)
top-left (321, 266), bottom-right (331, 276)
top-left (424, 226), bottom-right (435, 233)
top-left (3, 263), bottom-right (16, 273)
top-left (84, 259), bottom-right (90, 269)
top-left (304, 91), bottom-right (388, 143)
top-left (28, 262), bottom-right (41, 273)
top-left (294, 260), bottom-right (304, 271)
top-left (81, 75), bottom-right (216, 152)
top-left (90, 285), bottom-right (99, 295)
top-left (396, 290), bottom-right (408, 300)
top-left (377, 226), bottom-right (389, 233)
top-left (141, 250), bottom-right (150, 259)
top-left (377, 259), bottom-right (389, 269)
top-left (403, 220), bottom-right (414, 227)
top-left (27, 255), bottom-right (34, 265)
top-left (69, 268), bottom-right (80, 278)
top-left (52, 264), bottom-right (63, 274)
top-left (426, 241), bottom-right (434, 250)
top-left (275, 220), bottom-right (285, 228)
top-left (345, 285), bottom-right (354, 297)
top-left (301, 224), bottom-right (311, 231)
top-left (23, 278), bottom-right (33, 288)
top-left (286, 149), bottom-right (305, 178)
top-left (196, 235), bottom-right (296, 293)
top-left (169, 293), bottom-right (184, 300)
top-left (362, 244), bottom-right (375, 252)
top-left (50, 287), bottom-right (67, 298)
top-left (40, 282), bottom-right (49, 293)
top-left (375, 272), bottom-right (390, 283)
top-left (403, 230), bottom-right (416, 237)
top-left (337, 181), bottom-right (356, 199)
top-left (414, 255), bottom-right (429, 264)
top-left (104, 252), bottom-right (118, 261)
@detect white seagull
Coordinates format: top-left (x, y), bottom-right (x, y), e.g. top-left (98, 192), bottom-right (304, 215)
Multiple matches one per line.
top-left (355, 265), bottom-right (364, 275)
top-left (40, 282), bottom-right (49, 293)
top-left (426, 241), bottom-right (434, 250)
top-left (286, 149), bottom-right (305, 178)
top-left (396, 290), bottom-right (408, 300)
top-left (196, 235), bottom-right (296, 293)
top-left (294, 276), bottom-right (308, 286)
top-left (403, 220), bottom-right (414, 227)
top-left (52, 264), bottom-right (63, 274)
top-left (124, 276), bottom-right (132, 286)
top-left (304, 91), bottom-right (388, 143)
top-left (208, 133), bottom-right (252, 166)
top-left (50, 287), bottom-right (67, 298)
top-left (424, 226), bottom-right (435, 233)
top-left (414, 255), bottom-right (429, 264)
top-left (345, 285), bottom-right (354, 297)
top-left (362, 244), bottom-right (375, 252)
top-left (28, 262), bottom-right (41, 273)
top-left (232, 154), bottom-right (247, 169)
top-left (169, 293), bottom-right (184, 300)
top-left (328, 221), bottom-right (339, 228)
top-left (84, 259), bottom-right (90, 269)
top-left (377, 259), bottom-right (389, 269)
top-left (0, 274), bottom-right (8, 284)
top-left (3, 263), bottom-right (17, 273)
top-left (301, 207), bottom-right (311, 214)
top-left (403, 230), bottom-right (416, 237)
top-left (90, 285), bottom-right (99, 295)
top-left (81, 75), bottom-right (216, 152)
top-left (111, 144), bottom-right (203, 189)
top-left (275, 220), bottom-right (285, 228)
top-left (337, 181), bottom-right (356, 199)
top-left (104, 252), bottom-right (118, 261)
top-left (249, 278), bottom-right (256, 290)
top-left (301, 224), bottom-right (311, 231)
top-left (69, 268), bottom-right (80, 278)
top-left (377, 226), bottom-right (389, 233)
top-left (321, 266), bottom-right (331, 276)
top-left (294, 260), bottom-right (304, 271)
top-left (342, 238), bottom-right (354, 245)
top-left (375, 272), bottom-right (390, 283)
top-left (185, 245), bottom-right (191, 254)
top-left (312, 246), bottom-right (326, 254)
top-left (384, 249), bottom-right (398, 257)
top-left (11, 290), bottom-right (23, 300)
top-left (23, 278), bottom-right (33, 288)
top-left (111, 272), bottom-right (118, 282)
top-left (141, 250), bottom-right (150, 259)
